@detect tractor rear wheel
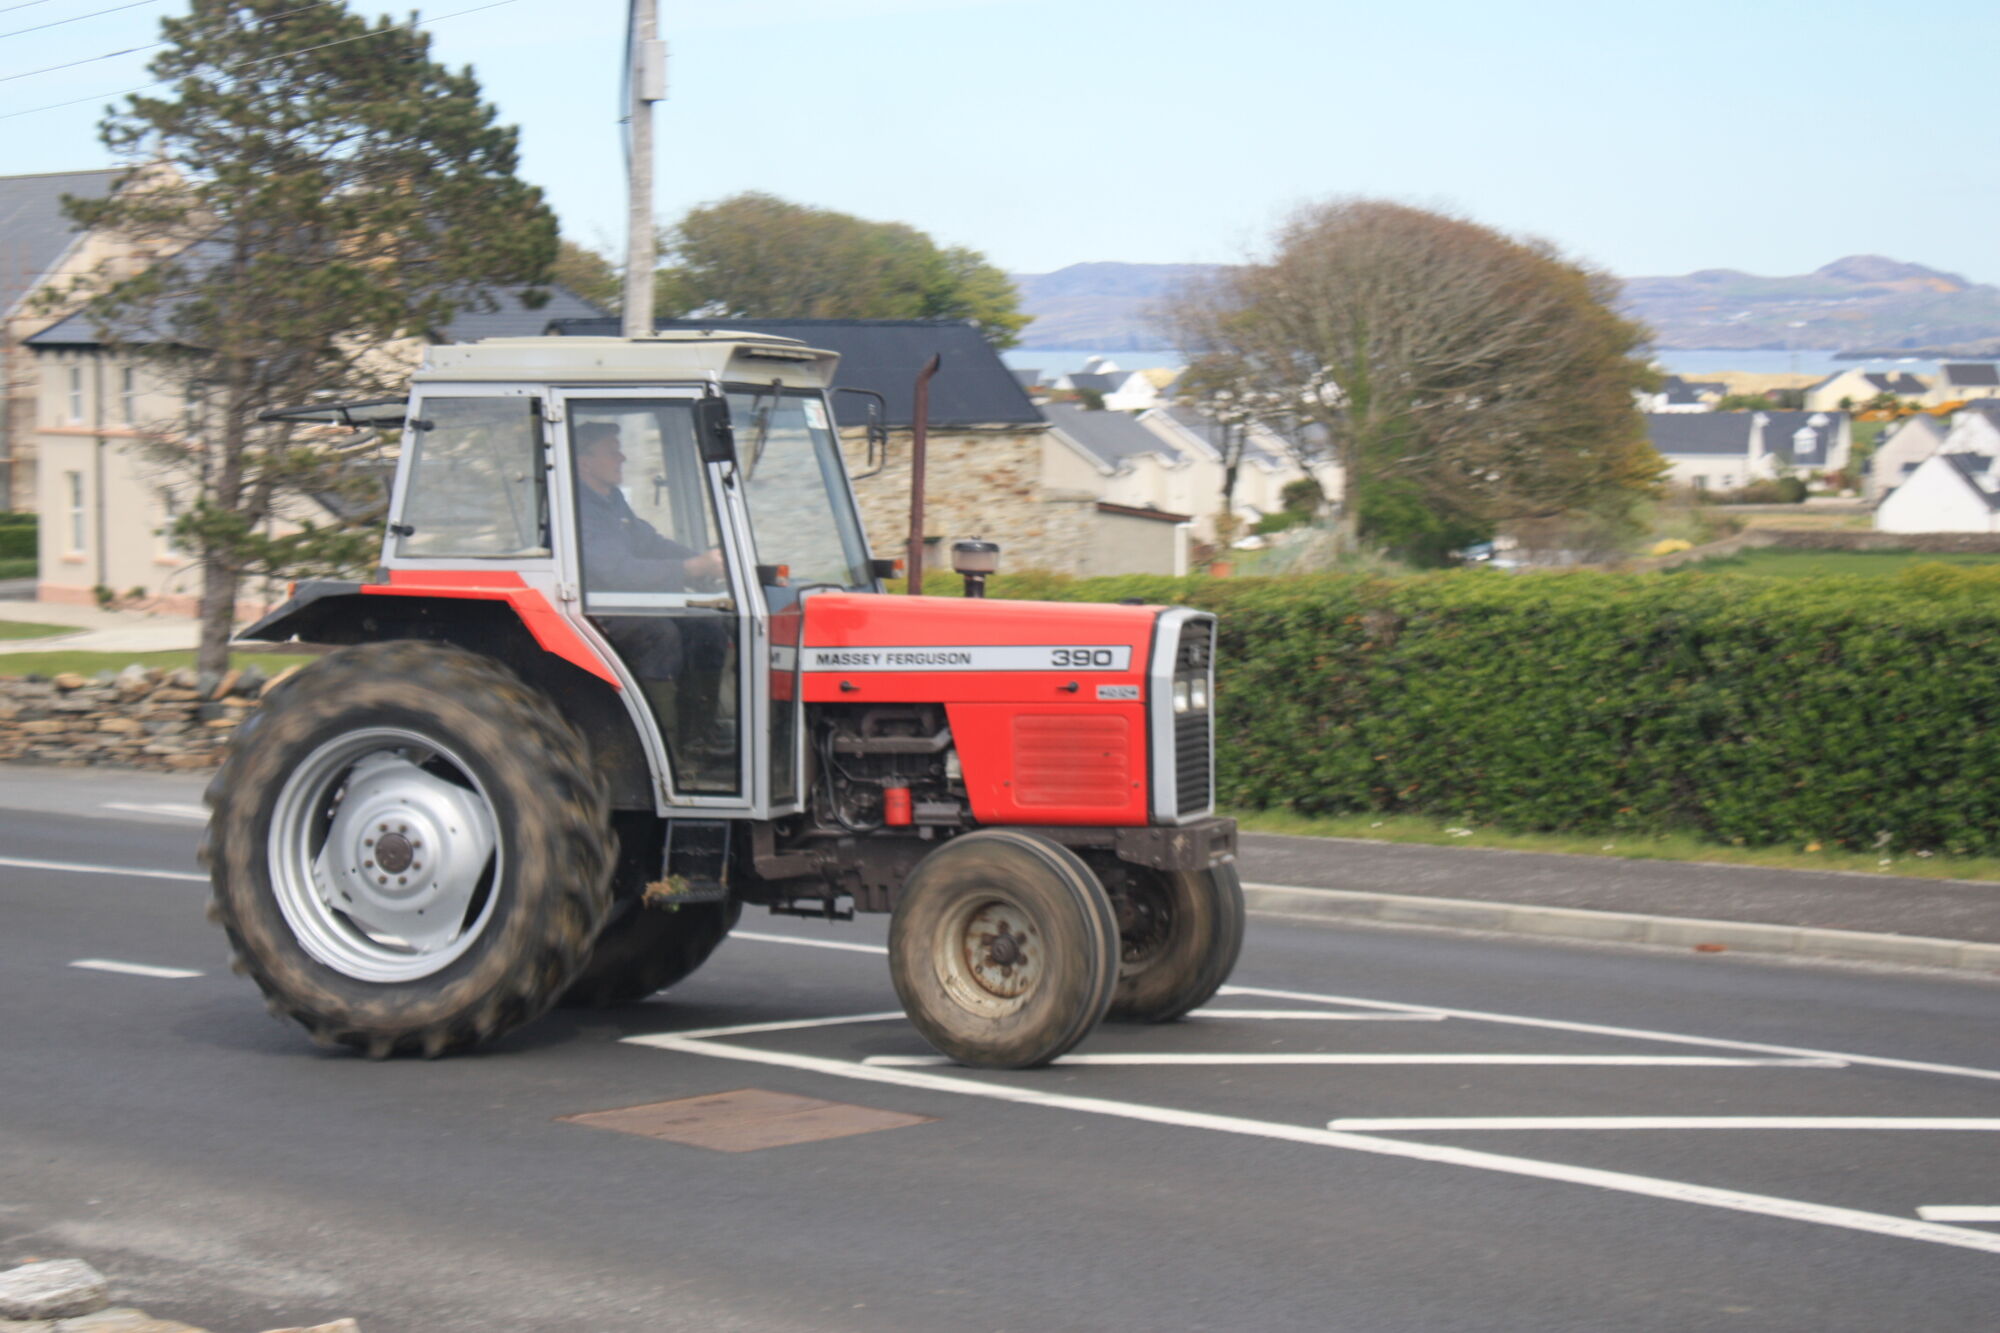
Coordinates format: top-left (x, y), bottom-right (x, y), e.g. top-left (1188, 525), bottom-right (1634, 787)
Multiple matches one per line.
top-left (559, 895), bottom-right (741, 1008)
top-left (1105, 863), bottom-right (1245, 1023)
top-left (889, 830), bottom-right (1119, 1069)
top-left (204, 641), bottom-right (613, 1058)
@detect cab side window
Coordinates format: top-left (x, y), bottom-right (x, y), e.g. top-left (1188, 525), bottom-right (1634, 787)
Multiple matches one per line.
top-left (396, 398), bottom-right (548, 559)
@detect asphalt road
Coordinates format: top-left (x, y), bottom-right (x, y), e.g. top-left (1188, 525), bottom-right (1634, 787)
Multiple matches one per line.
top-left (3, 789), bottom-right (1999, 1331)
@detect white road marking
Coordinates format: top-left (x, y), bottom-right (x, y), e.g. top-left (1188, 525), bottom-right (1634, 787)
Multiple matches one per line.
top-left (668, 1011), bottom-right (906, 1041)
top-left (1192, 1009), bottom-right (1447, 1021)
top-left (101, 801), bottom-right (207, 821)
top-left (0, 856), bottom-right (205, 883)
top-left (1918, 1206), bottom-right (2000, 1222)
top-left (70, 958), bottom-right (202, 979)
top-left (1220, 984), bottom-right (2000, 1084)
top-left (732, 930), bottom-right (888, 956)
top-left (1328, 1116), bottom-right (2000, 1132)
top-left (624, 1029), bottom-right (2000, 1257)
top-left (866, 1054), bottom-right (1849, 1069)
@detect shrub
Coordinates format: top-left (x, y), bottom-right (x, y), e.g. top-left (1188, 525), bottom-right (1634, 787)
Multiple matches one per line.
top-left (969, 565), bottom-right (2000, 853)
top-left (1253, 509), bottom-right (1312, 536)
top-left (0, 513), bottom-right (34, 561)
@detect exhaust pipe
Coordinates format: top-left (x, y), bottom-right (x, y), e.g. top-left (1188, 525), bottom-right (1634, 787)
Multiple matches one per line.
top-left (906, 354), bottom-right (942, 595)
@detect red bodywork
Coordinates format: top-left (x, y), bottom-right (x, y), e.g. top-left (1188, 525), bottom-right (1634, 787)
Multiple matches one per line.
top-left (801, 594), bottom-right (1158, 826)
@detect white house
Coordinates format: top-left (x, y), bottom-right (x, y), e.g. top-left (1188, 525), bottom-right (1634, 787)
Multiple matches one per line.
top-left (1637, 375), bottom-right (1724, 413)
top-left (1804, 368), bottom-right (1928, 413)
top-left (1940, 403), bottom-right (2000, 457)
top-left (1644, 411), bottom-right (1852, 492)
top-left (1927, 363), bottom-right (2000, 407)
top-left (1875, 451), bottom-right (2000, 533)
top-left (1867, 414), bottom-right (1945, 500)
top-left (1053, 357), bottom-right (1161, 412)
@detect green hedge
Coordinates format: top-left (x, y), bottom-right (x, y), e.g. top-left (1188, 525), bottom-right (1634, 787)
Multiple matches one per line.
top-left (958, 564), bottom-right (2000, 854)
top-left (0, 513), bottom-right (34, 561)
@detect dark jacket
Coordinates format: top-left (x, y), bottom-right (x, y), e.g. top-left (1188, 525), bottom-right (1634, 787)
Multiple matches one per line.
top-left (578, 482), bottom-right (697, 593)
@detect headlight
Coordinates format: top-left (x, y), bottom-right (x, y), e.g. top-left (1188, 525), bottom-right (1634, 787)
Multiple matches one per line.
top-left (1191, 678), bottom-right (1208, 712)
top-left (1173, 679), bottom-right (1191, 714)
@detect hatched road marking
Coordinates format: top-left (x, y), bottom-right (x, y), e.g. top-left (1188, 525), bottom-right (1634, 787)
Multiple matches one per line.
top-left (1327, 1117), bottom-right (2000, 1132)
top-left (866, 1054), bottom-right (1849, 1069)
top-left (70, 958), bottom-right (203, 979)
top-left (1917, 1206), bottom-right (2000, 1222)
top-left (101, 801), bottom-right (207, 821)
top-left (1, 856), bottom-right (206, 883)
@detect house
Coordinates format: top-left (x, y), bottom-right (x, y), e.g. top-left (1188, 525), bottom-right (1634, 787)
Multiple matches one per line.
top-left (1144, 404), bottom-right (1343, 536)
top-left (25, 282), bottom-right (605, 614)
top-left (1052, 357), bottom-right (1161, 412)
top-left (1927, 362), bottom-right (2000, 407)
top-left (1, 169), bottom-right (124, 511)
top-left (552, 317), bottom-right (1189, 577)
top-left (1644, 411), bottom-right (1852, 492)
top-left (1875, 451), bottom-right (2000, 533)
top-left (1867, 413), bottom-right (1945, 500)
top-left (1039, 400), bottom-right (1196, 566)
top-left (1803, 368), bottom-right (1929, 413)
top-left (1638, 375), bottom-right (1725, 413)
top-left (1940, 400), bottom-right (2000, 457)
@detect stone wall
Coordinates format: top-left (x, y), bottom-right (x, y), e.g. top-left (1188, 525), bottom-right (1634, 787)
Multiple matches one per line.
top-left (0, 662), bottom-right (290, 771)
top-left (842, 425), bottom-right (1098, 575)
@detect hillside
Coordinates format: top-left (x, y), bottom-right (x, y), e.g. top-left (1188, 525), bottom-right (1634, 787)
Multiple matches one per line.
top-left (1011, 256), bottom-right (2000, 353)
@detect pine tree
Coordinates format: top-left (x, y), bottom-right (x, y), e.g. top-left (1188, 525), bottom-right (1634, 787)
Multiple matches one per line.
top-left (59, 0), bottom-right (557, 674)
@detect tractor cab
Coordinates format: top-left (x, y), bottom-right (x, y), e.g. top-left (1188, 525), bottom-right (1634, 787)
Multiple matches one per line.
top-left (387, 333), bottom-right (870, 811)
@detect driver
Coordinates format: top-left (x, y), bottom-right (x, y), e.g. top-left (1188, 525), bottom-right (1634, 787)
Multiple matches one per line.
top-left (573, 422), bottom-right (725, 591)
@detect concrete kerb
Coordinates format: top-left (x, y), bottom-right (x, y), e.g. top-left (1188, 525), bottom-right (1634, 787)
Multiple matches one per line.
top-left (1242, 882), bottom-right (2000, 975)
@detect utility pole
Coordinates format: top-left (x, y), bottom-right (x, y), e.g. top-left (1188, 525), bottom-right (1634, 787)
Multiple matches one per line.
top-left (622, 0), bottom-right (664, 338)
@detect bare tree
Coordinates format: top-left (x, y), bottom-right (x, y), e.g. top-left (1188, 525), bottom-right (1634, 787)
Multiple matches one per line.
top-left (1171, 200), bottom-right (1661, 561)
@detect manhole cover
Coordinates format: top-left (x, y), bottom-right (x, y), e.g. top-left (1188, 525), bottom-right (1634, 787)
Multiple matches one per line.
top-left (560, 1088), bottom-right (934, 1152)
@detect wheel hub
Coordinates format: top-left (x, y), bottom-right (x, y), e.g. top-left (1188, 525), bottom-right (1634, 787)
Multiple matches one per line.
top-left (960, 903), bottom-right (1040, 1000)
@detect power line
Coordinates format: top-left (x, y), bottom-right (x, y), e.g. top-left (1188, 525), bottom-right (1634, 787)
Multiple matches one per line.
top-left (0, 0), bottom-right (71, 15)
top-left (0, 0), bottom-right (169, 42)
top-left (0, 1), bottom-right (346, 84)
top-left (0, 0), bottom-right (521, 121)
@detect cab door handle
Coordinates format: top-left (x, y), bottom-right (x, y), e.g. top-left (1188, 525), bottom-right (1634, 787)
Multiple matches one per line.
top-left (684, 596), bottom-right (735, 611)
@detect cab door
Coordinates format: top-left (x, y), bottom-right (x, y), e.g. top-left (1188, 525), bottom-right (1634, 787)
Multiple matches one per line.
top-left (549, 390), bottom-right (759, 809)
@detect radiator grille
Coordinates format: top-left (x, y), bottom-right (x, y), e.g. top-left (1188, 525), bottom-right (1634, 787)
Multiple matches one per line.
top-left (1174, 620), bottom-right (1214, 813)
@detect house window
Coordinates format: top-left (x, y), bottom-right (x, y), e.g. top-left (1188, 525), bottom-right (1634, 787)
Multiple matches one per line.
top-left (1692, 476), bottom-right (1708, 491)
top-left (67, 367), bottom-right (84, 423)
top-left (120, 367), bottom-right (137, 424)
top-left (66, 472), bottom-right (85, 552)
top-left (158, 490), bottom-right (186, 558)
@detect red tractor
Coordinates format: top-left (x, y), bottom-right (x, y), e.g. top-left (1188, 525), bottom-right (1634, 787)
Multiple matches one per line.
top-left (208, 333), bottom-right (1239, 1068)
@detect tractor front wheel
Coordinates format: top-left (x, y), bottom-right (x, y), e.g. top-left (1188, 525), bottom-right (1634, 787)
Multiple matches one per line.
top-left (889, 830), bottom-right (1119, 1069)
top-left (1105, 863), bottom-right (1245, 1023)
top-left (204, 641), bottom-right (613, 1058)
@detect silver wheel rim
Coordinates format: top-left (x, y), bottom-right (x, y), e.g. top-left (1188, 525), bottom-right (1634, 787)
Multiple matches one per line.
top-left (935, 895), bottom-right (1043, 1019)
top-left (269, 727), bottom-right (503, 983)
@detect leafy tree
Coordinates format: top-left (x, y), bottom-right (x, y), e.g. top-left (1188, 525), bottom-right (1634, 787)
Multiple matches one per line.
top-left (57, 0), bottom-right (556, 675)
top-left (1171, 199), bottom-right (1662, 564)
top-left (659, 192), bottom-right (1030, 348)
top-left (553, 239), bottom-right (622, 314)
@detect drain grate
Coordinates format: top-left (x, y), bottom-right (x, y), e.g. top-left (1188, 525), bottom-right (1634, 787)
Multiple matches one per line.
top-left (560, 1088), bottom-right (934, 1152)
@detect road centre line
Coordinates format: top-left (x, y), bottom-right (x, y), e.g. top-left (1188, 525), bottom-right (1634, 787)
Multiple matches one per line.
top-left (1219, 984), bottom-right (2000, 1085)
top-left (1918, 1207), bottom-right (2000, 1222)
top-left (0, 855), bottom-right (206, 883)
top-left (70, 958), bottom-right (202, 979)
top-left (732, 930), bottom-right (888, 955)
top-left (1328, 1116), bottom-right (2000, 1132)
top-left (624, 1028), bottom-right (2000, 1257)
top-left (101, 801), bottom-right (207, 821)
top-left (865, 1054), bottom-right (1848, 1068)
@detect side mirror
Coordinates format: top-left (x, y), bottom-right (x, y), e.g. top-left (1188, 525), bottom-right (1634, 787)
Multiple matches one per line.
top-left (834, 387), bottom-right (889, 478)
top-left (694, 393), bottom-right (736, 466)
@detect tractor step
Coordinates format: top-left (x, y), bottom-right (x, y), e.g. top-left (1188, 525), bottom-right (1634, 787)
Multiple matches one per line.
top-left (650, 819), bottom-right (731, 904)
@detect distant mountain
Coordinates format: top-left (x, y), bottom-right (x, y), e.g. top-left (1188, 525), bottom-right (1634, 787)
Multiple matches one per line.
top-left (1008, 262), bottom-right (1222, 350)
top-left (1010, 255), bottom-right (2000, 355)
top-left (1618, 256), bottom-right (2000, 351)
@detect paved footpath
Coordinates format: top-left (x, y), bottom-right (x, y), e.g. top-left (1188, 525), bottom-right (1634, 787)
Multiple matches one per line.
top-left (1, 761), bottom-right (1992, 975)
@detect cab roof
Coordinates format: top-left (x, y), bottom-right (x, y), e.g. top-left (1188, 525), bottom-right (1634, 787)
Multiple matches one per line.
top-left (414, 333), bottom-right (838, 390)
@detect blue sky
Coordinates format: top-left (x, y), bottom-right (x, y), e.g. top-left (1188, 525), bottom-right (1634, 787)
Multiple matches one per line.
top-left (5, 0), bottom-right (1996, 285)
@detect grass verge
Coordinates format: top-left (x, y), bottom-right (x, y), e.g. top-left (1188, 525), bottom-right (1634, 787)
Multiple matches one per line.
top-left (0, 648), bottom-right (319, 678)
top-left (1229, 808), bottom-right (2000, 884)
top-left (0, 618), bottom-right (77, 640)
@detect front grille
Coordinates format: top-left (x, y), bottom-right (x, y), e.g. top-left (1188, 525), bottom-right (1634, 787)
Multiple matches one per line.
top-left (1175, 619), bottom-right (1214, 815)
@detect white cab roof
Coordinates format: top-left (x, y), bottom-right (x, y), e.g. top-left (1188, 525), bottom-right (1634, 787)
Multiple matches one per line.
top-left (415, 334), bottom-right (839, 389)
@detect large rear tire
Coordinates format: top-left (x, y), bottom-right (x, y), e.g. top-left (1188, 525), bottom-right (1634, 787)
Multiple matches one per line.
top-left (889, 830), bottom-right (1119, 1069)
top-left (204, 641), bottom-right (613, 1058)
top-left (559, 896), bottom-right (741, 1008)
top-left (1106, 863), bottom-right (1245, 1023)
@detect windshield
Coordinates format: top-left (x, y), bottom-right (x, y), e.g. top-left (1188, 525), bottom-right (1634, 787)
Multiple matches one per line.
top-left (728, 388), bottom-right (871, 588)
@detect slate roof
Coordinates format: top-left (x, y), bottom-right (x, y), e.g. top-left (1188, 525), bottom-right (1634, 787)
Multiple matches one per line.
top-left (1646, 411), bottom-right (1846, 466)
top-left (1942, 363), bottom-right (2000, 388)
top-left (1955, 399), bottom-right (2000, 420)
top-left (0, 168), bottom-right (119, 319)
top-left (1160, 404), bottom-right (1287, 465)
top-left (1865, 372), bottom-right (1928, 395)
top-left (548, 317), bottom-right (1042, 429)
top-left (1941, 452), bottom-right (2000, 510)
top-left (27, 235), bottom-right (603, 348)
top-left (1066, 370), bottom-right (1135, 395)
top-left (1040, 401), bottom-right (1179, 470)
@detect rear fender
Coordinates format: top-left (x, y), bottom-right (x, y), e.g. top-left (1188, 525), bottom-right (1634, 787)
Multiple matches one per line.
top-left (240, 581), bottom-right (653, 809)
